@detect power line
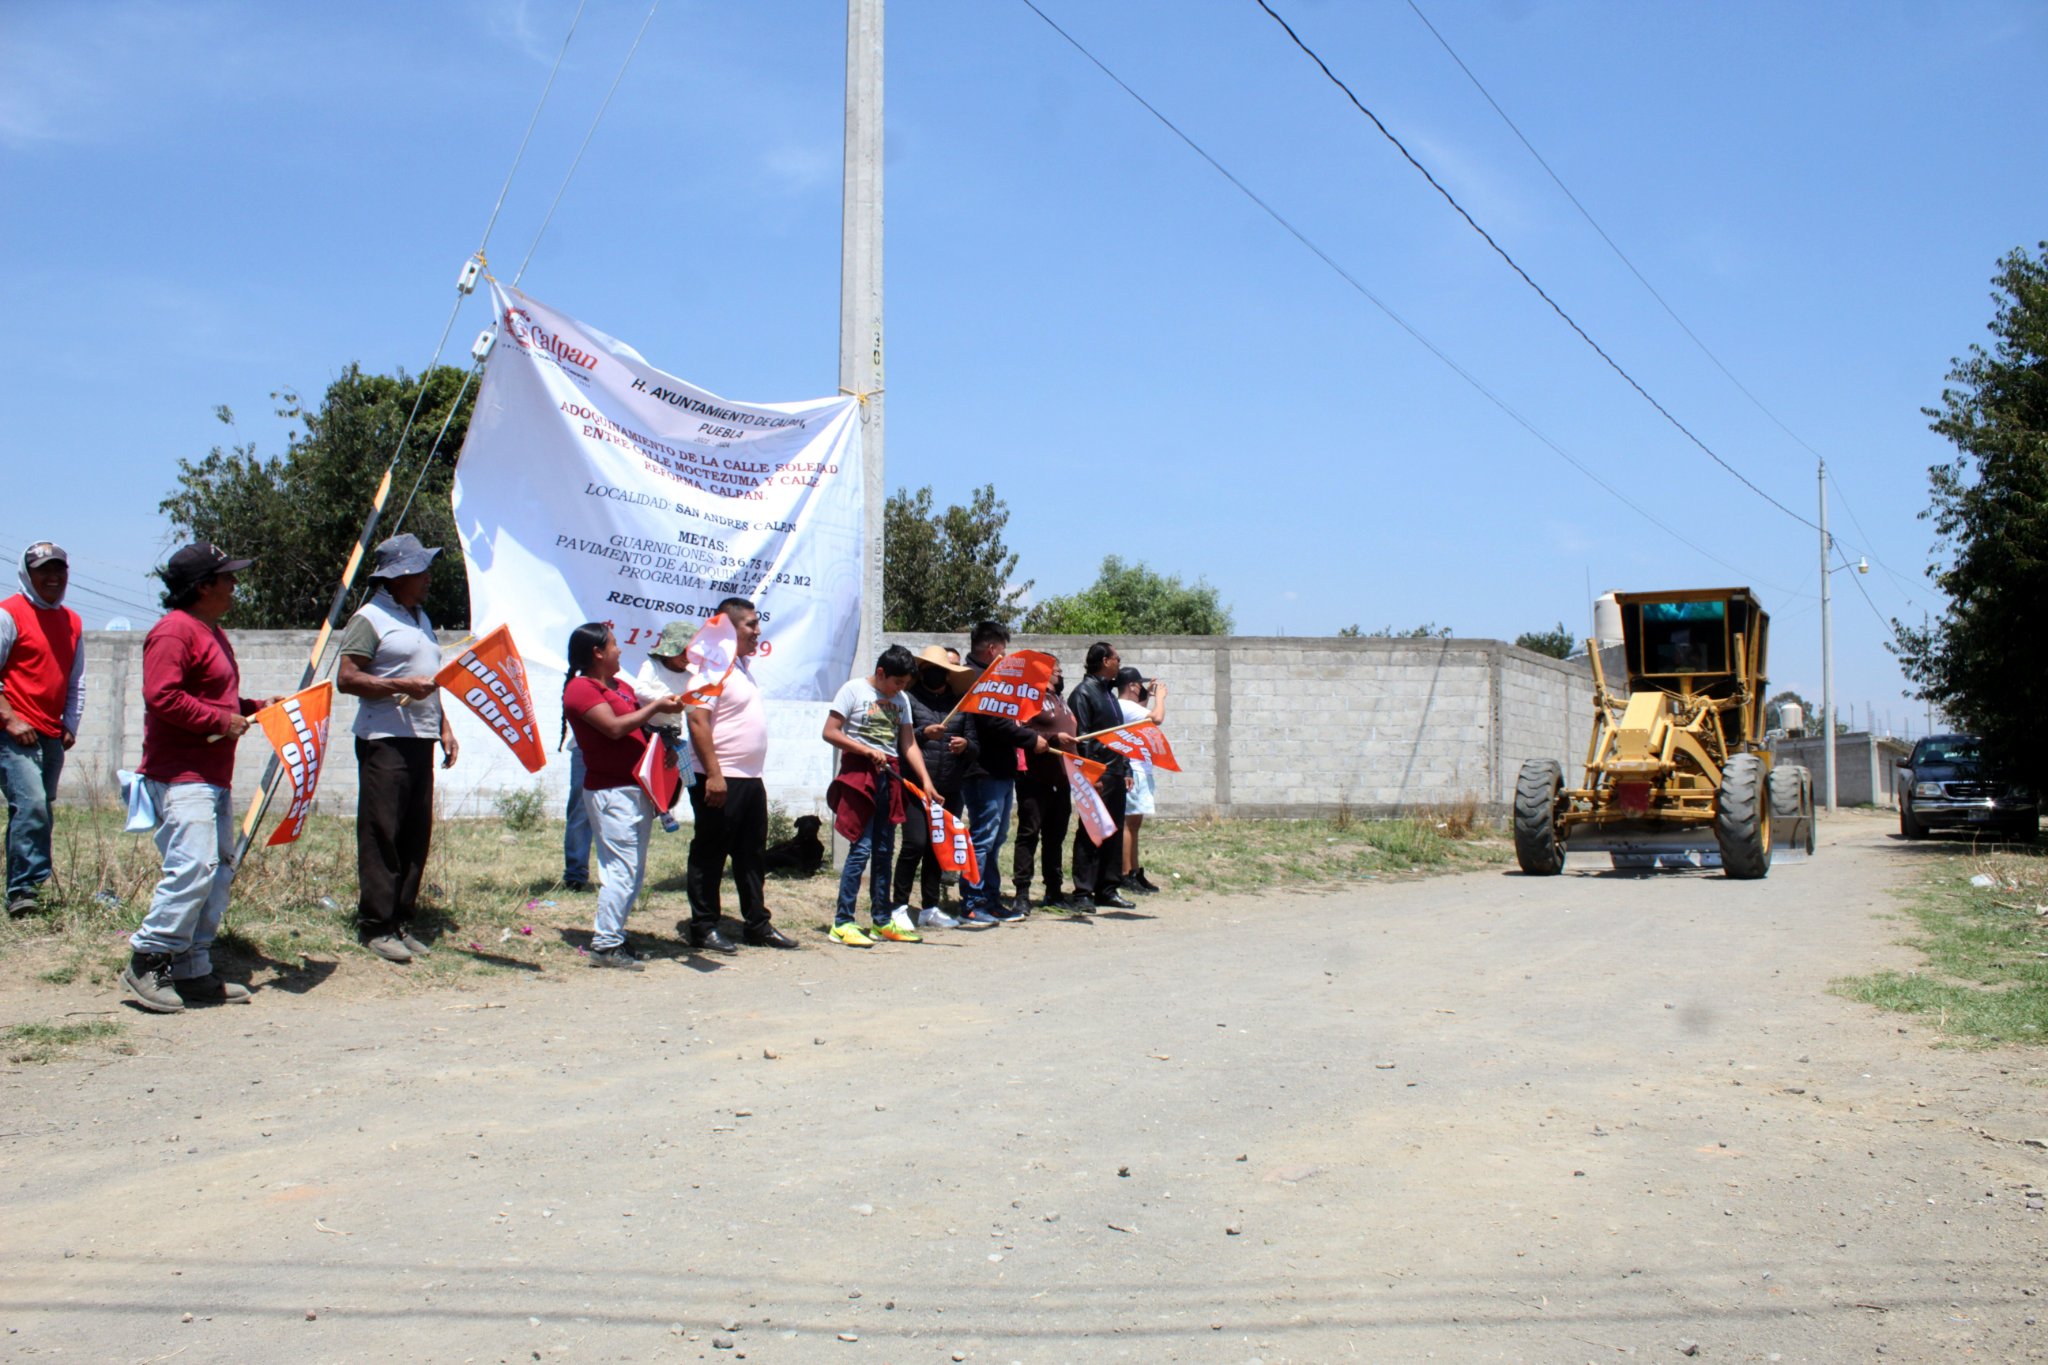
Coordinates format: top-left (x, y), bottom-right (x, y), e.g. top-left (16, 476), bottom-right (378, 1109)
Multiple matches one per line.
top-left (1013, 0), bottom-right (1796, 596)
top-left (513, 0), bottom-right (660, 286)
top-left (1401, 0), bottom-right (1935, 602)
top-left (1251, 0), bottom-right (1821, 535)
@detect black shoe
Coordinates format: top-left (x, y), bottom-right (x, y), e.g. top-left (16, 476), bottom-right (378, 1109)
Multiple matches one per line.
top-left (744, 924), bottom-right (797, 949)
top-left (175, 971), bottom-right (251, 1005)
top-left (690, 926), bottom-right (739, 954)
top-left (1132, 868), bottom-right (1162, 893)
top-left (1008, 889), bottom-right (1032, 917)
top-left (589, 944), bottom-right (645, 971)
top-left (1093, 891), bottom-right (1136, 910)
top-left (563, 879), bottom-right (591, 893)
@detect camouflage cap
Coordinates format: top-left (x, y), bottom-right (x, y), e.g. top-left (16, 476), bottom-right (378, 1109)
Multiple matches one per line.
top-left (648, 619), bottom-right (695, 658)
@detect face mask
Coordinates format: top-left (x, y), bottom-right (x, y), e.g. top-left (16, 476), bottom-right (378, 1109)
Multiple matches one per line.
top-left (920, 669), bottom-right (947, 691)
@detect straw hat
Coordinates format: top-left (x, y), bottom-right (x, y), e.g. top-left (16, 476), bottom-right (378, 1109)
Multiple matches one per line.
top-left (912, 644), bottom-right (976, 695)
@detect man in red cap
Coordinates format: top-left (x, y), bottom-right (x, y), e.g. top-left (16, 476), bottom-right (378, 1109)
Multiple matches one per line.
top-left (0, 541), bottom-right (85, 916)
top-left (121, 543), bottom-right (273, 1012)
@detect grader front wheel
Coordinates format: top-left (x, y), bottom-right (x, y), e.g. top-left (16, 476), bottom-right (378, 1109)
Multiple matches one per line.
top-left (1715, 754), bottom-right (1771, 879)
top-left (1513, 758), bottom-right (1566, 876)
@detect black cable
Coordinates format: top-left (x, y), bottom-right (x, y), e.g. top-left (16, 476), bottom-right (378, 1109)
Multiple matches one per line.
top-left (1252, 0), bottom-right (1821, 534)
top-left (1405, 2), bottom-right (1936, 600)
top-left (1013, 0), bottom-right (1798, 596)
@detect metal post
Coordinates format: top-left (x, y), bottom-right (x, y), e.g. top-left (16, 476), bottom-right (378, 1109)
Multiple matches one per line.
top-left (841, 0), bottom-right (884, 670)
top-left (1819, 460), bottom-right (1837, 812)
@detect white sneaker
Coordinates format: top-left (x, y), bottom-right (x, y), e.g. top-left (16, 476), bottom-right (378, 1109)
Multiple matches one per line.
top-left (888, 905), bottom-right (918, 932)
top-left (916, 905), bottom-right (961, 929)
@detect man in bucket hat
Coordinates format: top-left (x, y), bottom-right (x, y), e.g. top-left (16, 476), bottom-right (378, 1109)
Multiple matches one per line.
top-left (336, 533), bottom-right (458, 963)
top-left (122, 542), bottom-right (271, 1011)
top-left (0, 541), bottom-right (85, 916)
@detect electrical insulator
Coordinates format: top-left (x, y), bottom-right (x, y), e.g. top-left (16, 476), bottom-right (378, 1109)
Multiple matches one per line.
top-left (471, 327), bottom-right (497, 362)
top-left (456, 255), bottom-right (484, 295)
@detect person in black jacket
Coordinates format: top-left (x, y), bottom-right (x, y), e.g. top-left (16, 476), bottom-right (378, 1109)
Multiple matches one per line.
top-left (958, 621), bottom-right (1057, 924)
top-left (1068, 640), bottom-right (1135, 909)
top-left (892, 645), bottom-right (976, 926)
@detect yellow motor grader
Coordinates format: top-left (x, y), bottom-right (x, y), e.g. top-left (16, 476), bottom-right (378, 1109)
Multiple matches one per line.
top-left (1513, 587), bottom-right (1815, 879)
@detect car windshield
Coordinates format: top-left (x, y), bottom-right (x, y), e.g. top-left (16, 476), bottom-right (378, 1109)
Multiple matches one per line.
top-left (1913, 738), bottom-right (1981, 765)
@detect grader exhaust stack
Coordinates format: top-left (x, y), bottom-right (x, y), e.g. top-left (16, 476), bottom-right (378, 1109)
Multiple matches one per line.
top-left (1513, 587), bottom-right (1815, 878)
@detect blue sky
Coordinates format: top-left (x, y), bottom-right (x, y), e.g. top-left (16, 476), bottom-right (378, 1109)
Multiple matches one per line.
top-left (3, 0), bottom-right (2041, 735)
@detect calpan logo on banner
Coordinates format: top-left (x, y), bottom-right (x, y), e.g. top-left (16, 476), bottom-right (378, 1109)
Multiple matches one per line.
top-left (436, 625), bottom-right (546, 773)
top-left (452, 282), bottom-right (865, 700)
top-left (253, 682), bottom-right (333, 847)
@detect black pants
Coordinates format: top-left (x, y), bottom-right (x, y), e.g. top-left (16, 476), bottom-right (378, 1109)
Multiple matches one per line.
top-left (1070, 770), bottom-right (1127, 900)
top-left (355, 736), bottom-right (436, 938)
top-left (892, 788), bottom-right (962, 910)
top-left (1013, 773), bottom-right (1071, 895)
top-left (685, 774), bottom-right (769, 930)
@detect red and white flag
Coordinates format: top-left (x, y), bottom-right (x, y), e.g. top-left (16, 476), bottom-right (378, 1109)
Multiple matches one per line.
top-left (252, 682), bottom-right (333, 846)
top-left (1064, 754), bottom-right (1118, 846)
top-left (634, 733), bottom-right (681, 812)
top-left (954, 650), bottom-right (1057, 722)
top-left (1083, 718), bottom-right (1182, 772)
top-left (435, 625), bottom-right (546, 772)
top-left (906, 778), bottom-right (979, 881)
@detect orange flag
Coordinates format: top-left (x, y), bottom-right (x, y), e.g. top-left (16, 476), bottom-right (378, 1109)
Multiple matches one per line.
top-left (1081, 718), bottom-right (1182, 772)
top-left (252, 682), bottom-right (333, 846)
top-left (954, 650), bottom-right (1057, 722)
top-left (1063, 753), bottom-right (1117, 846)
top-left (905, 777), bottom-right (979, 881)
top-left (435, 625), bottom-right (546, 773)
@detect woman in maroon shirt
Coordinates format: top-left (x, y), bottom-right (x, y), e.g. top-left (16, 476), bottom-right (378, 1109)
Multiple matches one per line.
top-left (561, 622), bottom-right (684, 970)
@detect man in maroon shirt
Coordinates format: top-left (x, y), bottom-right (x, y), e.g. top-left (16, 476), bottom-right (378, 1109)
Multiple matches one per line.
top-left (121, 543), bottom-right (274, 1012)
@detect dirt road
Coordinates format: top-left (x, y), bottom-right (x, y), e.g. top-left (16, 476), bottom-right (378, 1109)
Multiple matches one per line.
top-left (3, 810), bottom-right (2044, 1363)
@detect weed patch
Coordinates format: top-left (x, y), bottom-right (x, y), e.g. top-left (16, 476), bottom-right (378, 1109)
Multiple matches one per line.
top-left (1833, 843), bottom-right (2048, 1046)
top-left (4, 1018), bottom-right (129, 1064)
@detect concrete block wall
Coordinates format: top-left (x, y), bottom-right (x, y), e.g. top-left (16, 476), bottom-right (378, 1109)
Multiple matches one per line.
top-left (61, 629), bottom-right (1597, 823)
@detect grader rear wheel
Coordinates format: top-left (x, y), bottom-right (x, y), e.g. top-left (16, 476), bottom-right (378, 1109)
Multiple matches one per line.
top-left (1768, 763), bottom-right (1815, 855)
top-left (1716, 754), bottom-right (1771, 879)
top-left (1513, 758), bottom-right (1566, 876)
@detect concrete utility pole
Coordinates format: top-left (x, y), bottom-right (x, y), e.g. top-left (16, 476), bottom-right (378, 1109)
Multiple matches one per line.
top-left (1819, 460), bottom-right (1837, 812)
top-left (841, 0), bottom-right (884, 669)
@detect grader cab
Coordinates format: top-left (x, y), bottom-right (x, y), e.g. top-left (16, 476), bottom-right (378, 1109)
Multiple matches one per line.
top-left (1513, 587), bottom-right (1815, 879)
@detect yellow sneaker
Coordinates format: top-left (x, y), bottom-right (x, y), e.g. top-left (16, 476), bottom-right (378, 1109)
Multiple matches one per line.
top-left (872, 921), bottom-right (922, 943)
top-left (828, 922), bottom-right (875, 947)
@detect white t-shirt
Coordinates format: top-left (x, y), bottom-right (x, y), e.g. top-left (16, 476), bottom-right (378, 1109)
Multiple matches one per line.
top-left (830, 676), bottom-right (913, 758)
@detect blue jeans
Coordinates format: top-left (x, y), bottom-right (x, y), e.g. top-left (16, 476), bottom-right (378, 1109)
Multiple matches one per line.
top-left (0, 732), bottom-right (64, 901)
top-left (130, 781), bottom-right (234, 980)
top-left (960, 776), bottom-right (1015, 916)
top-left (835, 771), bottom-right (899, 926)
top-left (563, 747), bottom-right (592, 884)
top-left (584, 786), bottom-right (653, 951)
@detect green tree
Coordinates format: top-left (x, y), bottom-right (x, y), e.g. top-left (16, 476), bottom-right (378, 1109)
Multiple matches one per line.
top-left (1335, 624), bottom-right (1363, 638)
top-left (1363, 623), bottom-right (1452, 639)
top-left (883, 484), bottom-right (1029, 631)
top-left (1892, 243), bottom-right (2048, 783)
top-left (1514, 621), bottom-right (1575, 658)
top-left (160, 365), bottom-right (476, 628)
top-left (1022, 556), bottom-right (1232, 636)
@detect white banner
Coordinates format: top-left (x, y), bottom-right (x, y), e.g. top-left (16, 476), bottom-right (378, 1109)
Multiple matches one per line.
top-left (451, 282), bottom-right (865, 699)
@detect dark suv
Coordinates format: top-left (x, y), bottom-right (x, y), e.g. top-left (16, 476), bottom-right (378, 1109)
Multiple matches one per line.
top-left (1897, 734), bottom-right (2038, 840)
